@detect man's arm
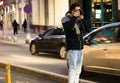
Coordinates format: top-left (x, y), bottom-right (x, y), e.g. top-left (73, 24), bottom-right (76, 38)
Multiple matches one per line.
top-left (62, 16), bottom-right (77, 31)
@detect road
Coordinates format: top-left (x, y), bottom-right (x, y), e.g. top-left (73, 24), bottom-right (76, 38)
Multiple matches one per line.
top-left (0, 37), bottom-right (120, 83)
top-left (0, 40), bottom-right (68, 75)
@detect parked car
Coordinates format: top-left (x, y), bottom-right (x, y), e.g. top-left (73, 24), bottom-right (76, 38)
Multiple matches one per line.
top-left (29, 27), bottom-right (66, 59)
top-left (83, 22), bottom-right (120, 76)
top-left (30, 22), bottom-right (120, 76)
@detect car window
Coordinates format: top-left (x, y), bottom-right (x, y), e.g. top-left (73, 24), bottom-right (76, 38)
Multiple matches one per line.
top-left (43, 28), bottom-right (55, 37)
top-left (94, 26), bottom-right (120, 43)
top-left (51, 28), bottom-right (64, 35)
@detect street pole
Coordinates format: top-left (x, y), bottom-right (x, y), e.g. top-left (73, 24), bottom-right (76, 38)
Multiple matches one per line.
top-left (26, 13), bottom-right (31, 44)
top-left (25, 0), bottom-right (31, 44)
top-left (6, 63), bottom-right (11, 83)
top-left (112, 0), bottom-right (115, 22)
top-left (2, 8), bottom-right (5, 40)
top-left (100, 0), bottom-right (104, 26)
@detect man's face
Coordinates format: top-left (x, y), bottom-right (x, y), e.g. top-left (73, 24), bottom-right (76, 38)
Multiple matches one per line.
top-left (71, 7), bottom-right (80, 17)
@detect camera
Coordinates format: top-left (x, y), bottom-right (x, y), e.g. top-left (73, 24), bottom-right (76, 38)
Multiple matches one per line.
top-left (79, 9), bottom-right (83, 15)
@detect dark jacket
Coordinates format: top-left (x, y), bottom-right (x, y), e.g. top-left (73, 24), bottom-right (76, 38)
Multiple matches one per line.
top-left (12, 20), bottom-right (18, 28)
top-left (62, 14), bottom-right (85, 51)
top-left (23, 19), bottom-right (27, 28)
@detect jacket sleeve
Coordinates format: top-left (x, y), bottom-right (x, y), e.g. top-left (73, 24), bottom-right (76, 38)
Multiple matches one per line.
top-left (61, 16), bottom-right (77, 31)
top-left (79, 19), bottom-right (90, 35)
top-left (82, 19), bottom-right (91, 33)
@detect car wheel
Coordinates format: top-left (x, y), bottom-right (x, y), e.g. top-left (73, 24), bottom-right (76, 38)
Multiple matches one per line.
top-left (59, 46), bottom-right (67, 59)
top-left (30, 43), bottom-right (38, 55)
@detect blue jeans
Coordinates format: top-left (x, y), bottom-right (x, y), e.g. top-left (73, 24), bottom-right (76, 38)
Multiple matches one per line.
top-left (67, 50), bottom-right (83, 83)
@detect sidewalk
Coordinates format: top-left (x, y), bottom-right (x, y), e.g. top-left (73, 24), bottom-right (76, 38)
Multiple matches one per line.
top-left (0, 62), bottom-right (68, 83)
top-left (0, 29), bottom-right (37, 44)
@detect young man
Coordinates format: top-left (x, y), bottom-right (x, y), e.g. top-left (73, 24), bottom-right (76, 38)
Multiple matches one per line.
top-left (61, 3), bottom-right (84, 83)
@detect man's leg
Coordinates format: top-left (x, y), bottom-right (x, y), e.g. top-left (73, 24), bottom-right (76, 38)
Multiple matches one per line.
top-left (14, 29), bottom-right (15, 35)
top-left (74, 50), bottom-right (83, 83)
top-left (68, 50), bottom-right (78, 83)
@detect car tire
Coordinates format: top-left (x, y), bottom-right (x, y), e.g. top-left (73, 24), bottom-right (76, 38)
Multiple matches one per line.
top-left (59, 46), bottom-right (67, 59)
top-left (30, 43), bottom-right (38, 55)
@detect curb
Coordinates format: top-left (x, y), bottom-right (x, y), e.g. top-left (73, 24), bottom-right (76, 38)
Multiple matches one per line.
top-left (0, 62), bottom-right (96, 83)
top-left (2, 35), bottom-right (18, 42)
top-left (0, 62), bottom-right (68, 83)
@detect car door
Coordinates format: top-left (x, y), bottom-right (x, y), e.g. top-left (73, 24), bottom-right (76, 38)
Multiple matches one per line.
top-left (83, 43), bottom-right (110, 72)
top-left (106, 27), bottom-right (120, 75)
top-left (83, 26), bottom-right (117, 73)
top-left (44, 28), bottom-right (65, 52)
top-left (105, 43), bottom-right (120, 76)
top-left (37, 28), bottom-right (55, 51)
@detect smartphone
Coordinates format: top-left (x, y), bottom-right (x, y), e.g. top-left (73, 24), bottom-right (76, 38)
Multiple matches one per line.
top-left (79, 9), bottom-right (83, 15)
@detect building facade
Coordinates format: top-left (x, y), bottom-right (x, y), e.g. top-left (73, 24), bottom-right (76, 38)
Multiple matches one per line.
top-left (0, 0), bottom-right (69, 33)
top-left (0, 0), bottom-right (120, 33)
top-left (31, 0), bottom-right (68, 33)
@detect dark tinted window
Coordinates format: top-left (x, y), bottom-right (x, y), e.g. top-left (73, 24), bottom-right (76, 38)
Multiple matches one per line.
top-left (43, 28), bottom-right (55, 37)
top-left (51, 28), bottom-right (64, 35)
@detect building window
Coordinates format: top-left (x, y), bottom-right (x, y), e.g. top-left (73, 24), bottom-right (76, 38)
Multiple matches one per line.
top-left (92, 0), bottom-right (112, 28)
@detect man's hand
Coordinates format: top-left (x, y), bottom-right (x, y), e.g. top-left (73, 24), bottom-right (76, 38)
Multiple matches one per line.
top-left (73, 12), bottom-right (80, 17)
top-left (71, 7), bottom-right (84, 19)
top-left (79, 15), bottom-right (84, 20)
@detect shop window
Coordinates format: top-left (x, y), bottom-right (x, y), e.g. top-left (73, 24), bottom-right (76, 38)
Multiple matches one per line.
top-left (92, 0), bottom-right (112, 28)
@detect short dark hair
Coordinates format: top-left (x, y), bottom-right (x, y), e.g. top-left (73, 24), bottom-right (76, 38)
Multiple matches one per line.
top-left (69, 3), bottom-right (80, 12)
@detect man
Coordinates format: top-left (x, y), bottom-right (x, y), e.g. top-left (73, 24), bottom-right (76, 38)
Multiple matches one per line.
top-left (23, 19), bottom-right (27, 33)
top-left (61, 3), bottom-right (85, 83)
top-left (12, 20), bottom-right (19, 35)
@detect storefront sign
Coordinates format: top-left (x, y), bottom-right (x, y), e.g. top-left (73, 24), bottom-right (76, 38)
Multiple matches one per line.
top-left (118, 0), bottom-right (120, 10)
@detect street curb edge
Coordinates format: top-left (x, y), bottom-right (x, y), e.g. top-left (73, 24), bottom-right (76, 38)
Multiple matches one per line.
top-left (0, 62), bottom-right (68, 83)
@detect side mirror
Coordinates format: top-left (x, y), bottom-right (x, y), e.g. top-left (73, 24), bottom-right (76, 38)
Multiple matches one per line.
top-left (38, 34), bottom-right (43, 39)
top-left (38, 34), bottom-right (42, 37)
top-left (84, 39), bottom-right (99, 45)
top-left (84, 38), bottom-right (91, 45)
